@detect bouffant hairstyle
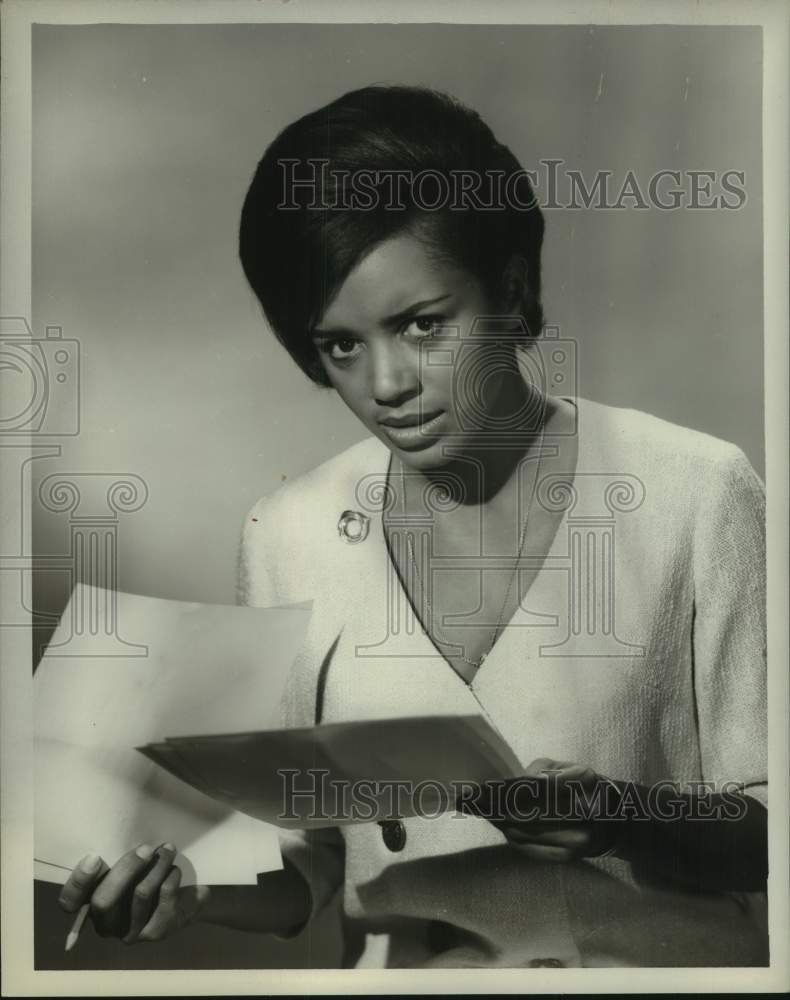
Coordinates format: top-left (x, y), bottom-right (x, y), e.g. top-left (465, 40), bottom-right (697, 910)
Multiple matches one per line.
top-left (239, 85), bottom-right (545, 387)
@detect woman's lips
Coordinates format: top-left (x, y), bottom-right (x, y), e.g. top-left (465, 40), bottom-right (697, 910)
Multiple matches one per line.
top-left (379, 411), bottom-right (445, 449)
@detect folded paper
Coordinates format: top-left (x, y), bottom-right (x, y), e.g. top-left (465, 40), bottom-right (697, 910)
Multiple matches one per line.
top-left (139, 713), bottom-right (524, 829)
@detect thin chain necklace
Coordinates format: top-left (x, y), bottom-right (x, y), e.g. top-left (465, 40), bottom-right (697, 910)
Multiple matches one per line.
top-left (396, 421), bottom-right (547, 671)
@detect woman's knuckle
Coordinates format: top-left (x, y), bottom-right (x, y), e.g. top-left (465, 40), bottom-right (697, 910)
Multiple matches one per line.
top-left (134, 885), bottom-right (153, 903)
top-left (71, 870), bottom-right (95, 890)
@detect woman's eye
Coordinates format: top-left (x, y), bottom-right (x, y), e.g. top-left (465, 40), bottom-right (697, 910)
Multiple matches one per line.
top-left (327, 338), bottom-right (362, 361)
top-left (404, 315), bottom-right (445, 339)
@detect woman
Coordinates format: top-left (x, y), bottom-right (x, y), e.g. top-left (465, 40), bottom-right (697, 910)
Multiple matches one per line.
top-left (58, 85), bottom-right (768, 968)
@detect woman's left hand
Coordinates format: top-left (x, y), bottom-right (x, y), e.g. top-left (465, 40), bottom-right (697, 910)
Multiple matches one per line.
top-left (459, 757), bottom-right (769, 890)
top-left (459, 757), bottom-right (620, 862)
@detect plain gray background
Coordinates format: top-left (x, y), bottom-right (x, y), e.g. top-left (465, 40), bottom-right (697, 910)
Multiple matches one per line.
top-left (31, 22), bottom-right (763, 969)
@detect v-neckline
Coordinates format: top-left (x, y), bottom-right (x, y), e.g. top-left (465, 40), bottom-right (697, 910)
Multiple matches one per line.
top-left (372, 396), bottom-right (581, 690)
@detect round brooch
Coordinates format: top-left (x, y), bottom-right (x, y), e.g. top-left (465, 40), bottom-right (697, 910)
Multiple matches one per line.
top-left (337, 509), bottom-right (370, 544)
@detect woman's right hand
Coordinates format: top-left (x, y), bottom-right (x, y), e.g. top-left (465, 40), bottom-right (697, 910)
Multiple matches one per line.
top-left (57, 843), bottom-right (211, 944)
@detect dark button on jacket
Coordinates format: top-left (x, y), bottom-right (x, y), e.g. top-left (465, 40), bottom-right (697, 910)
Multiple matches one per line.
top-left (378, 819), bottom-right (406, 852)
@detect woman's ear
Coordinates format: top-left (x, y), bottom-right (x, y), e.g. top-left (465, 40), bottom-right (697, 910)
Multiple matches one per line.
top-left (499, 254), bottom-right (530, 314)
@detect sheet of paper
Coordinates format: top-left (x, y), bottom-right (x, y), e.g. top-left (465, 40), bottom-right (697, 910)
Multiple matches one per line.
top-left (141, 713), bottom-right (525, 829)
top-left (34, 739), bottom-right (277, 885)
top-left (34, 584), bottom-right (312, 884)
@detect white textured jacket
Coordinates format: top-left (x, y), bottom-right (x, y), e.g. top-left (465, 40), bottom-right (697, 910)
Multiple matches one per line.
top-left (237, 396), bottom-right (768, 968)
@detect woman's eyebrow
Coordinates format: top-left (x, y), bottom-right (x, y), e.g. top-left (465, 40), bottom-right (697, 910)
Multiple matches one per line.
top-left (311, 328), bottom-right (347, 342)
top-left (381, 293), bottom-right (452, 328)
top-left (312, 294), bottom-right (452, 339)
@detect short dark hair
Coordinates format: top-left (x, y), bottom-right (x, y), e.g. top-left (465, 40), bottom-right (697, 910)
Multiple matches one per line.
top-left (239, 85), bottom-right (545, 387)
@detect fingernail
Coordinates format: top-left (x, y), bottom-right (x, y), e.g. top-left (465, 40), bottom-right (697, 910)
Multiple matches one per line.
top-left (161, 842), bottom-right (176, 852)
top-left (136, 843), bottom-right (155, 860)
top-left (78, 853), bottom-right (102, 873)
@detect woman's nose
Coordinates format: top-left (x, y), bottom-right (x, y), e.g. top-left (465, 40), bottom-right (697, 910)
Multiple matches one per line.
top-left (370, 340), bottom-right (418, 406)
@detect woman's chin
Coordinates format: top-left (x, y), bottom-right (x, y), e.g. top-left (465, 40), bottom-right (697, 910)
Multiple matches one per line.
top-left (380, 432), bottom-right (454, 470)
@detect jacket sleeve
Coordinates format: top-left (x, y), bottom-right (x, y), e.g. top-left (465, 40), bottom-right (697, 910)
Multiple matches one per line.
top-left (691, 444), bottom-right (767, 809)
top-left (237, 496), bottom-right (346, 937)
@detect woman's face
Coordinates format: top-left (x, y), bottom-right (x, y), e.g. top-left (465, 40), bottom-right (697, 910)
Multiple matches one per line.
top-left (311, 231), bottom-right (529, 471)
